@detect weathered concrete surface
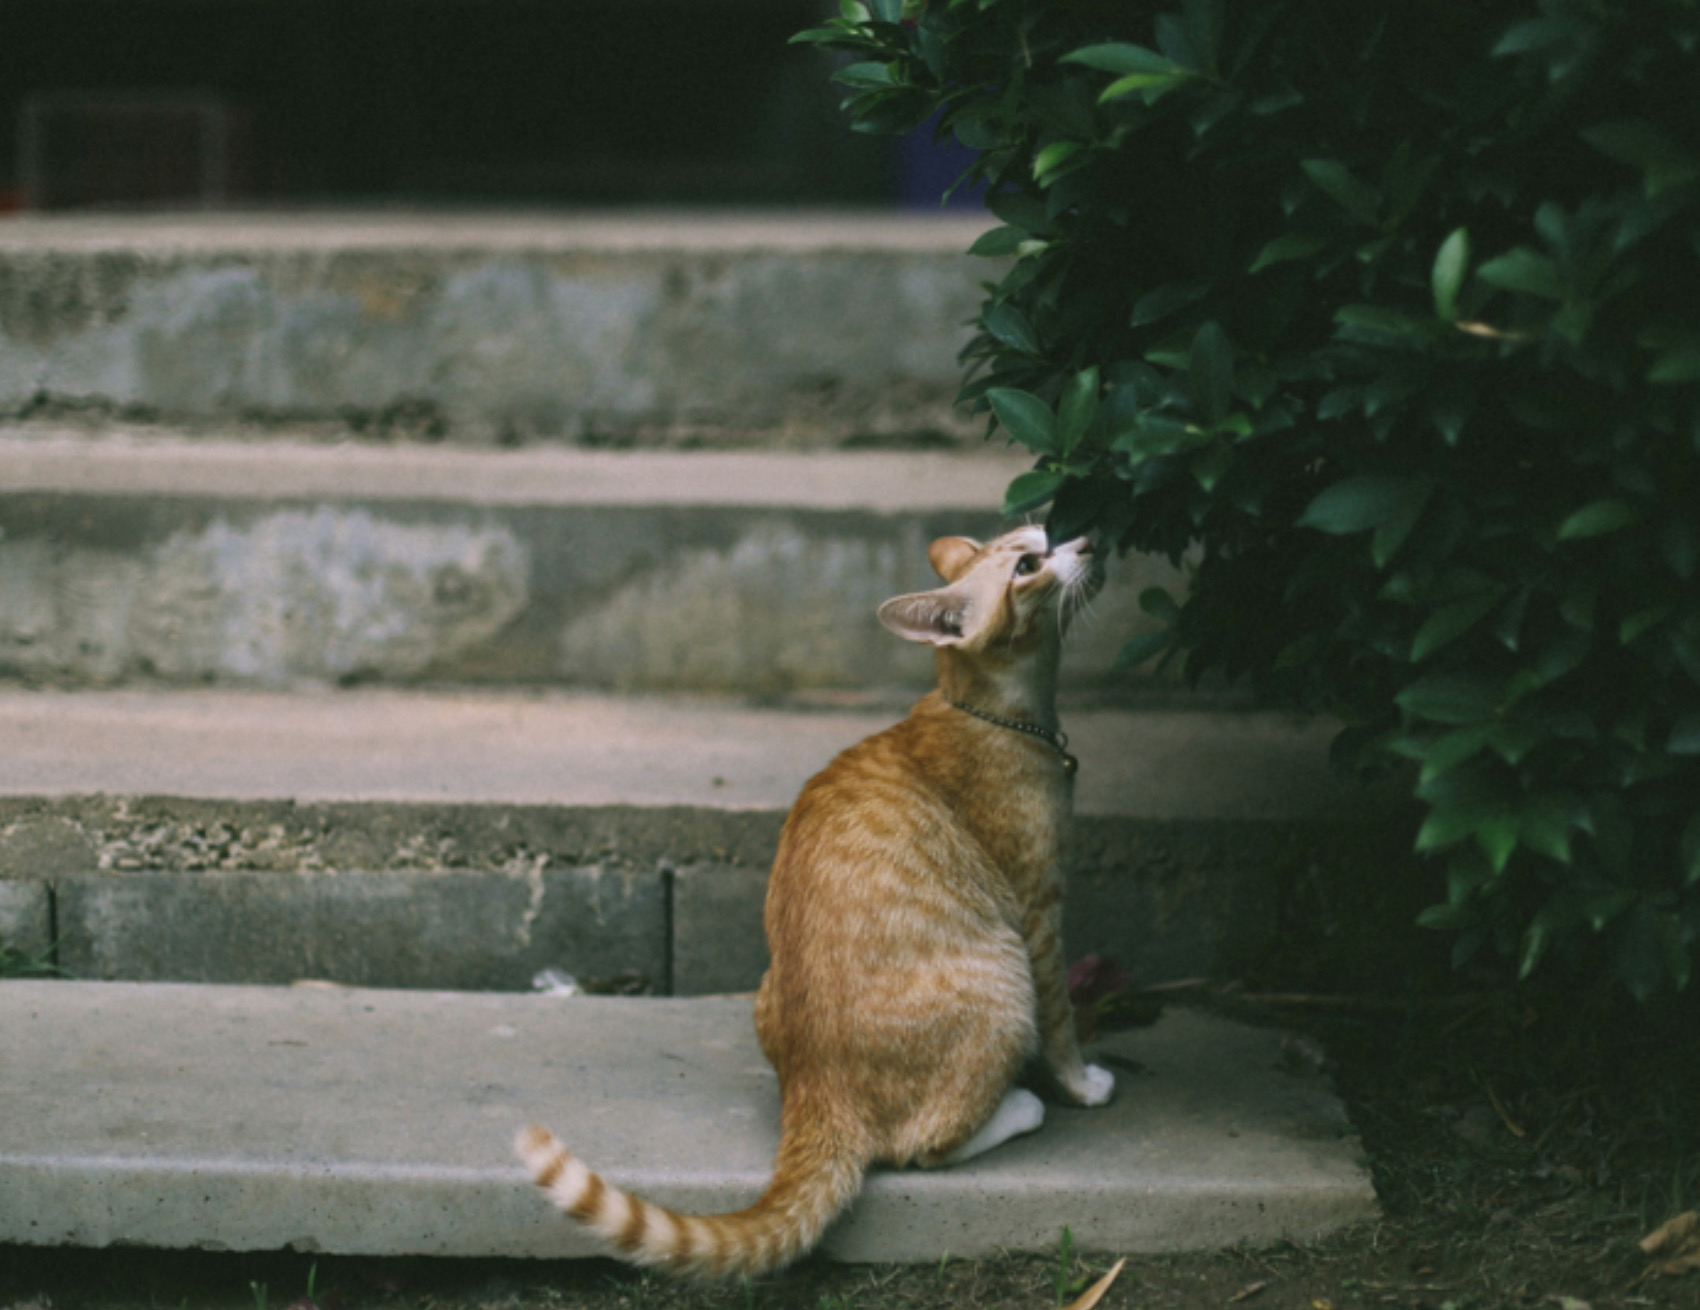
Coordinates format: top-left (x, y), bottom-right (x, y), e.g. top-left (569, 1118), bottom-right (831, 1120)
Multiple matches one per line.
top-left (0, 436), bottom-right (1181, 690)
top-left (0, 981), bottom-right (1376, 1260)
top-left (672, 861), bottom-right (774, 995)
top-left (0, 691), bottom-right (1416, 993)
top-left (0, 688), bottom-right (1382, 820)
top-left (0, 875), bottom-right (51, 965)
top-left (53, 864), bottom-right (667, 992)
top-left (0, 212), bottom-right (994, 446)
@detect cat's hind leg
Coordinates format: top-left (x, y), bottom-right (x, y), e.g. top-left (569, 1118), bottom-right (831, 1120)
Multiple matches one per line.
top-left (938, 1087), bottom-right (1045, 1165)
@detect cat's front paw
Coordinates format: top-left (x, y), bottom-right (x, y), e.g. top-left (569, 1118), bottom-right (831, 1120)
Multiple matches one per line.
top-left (1061, 1063), bottom-right (1115, 1107)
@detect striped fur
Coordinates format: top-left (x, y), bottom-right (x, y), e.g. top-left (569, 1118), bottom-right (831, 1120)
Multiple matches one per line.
top-left (514, 1119), bottom-right (863, 1278)
top-left (517, 528), bottom-right (1116, 1278)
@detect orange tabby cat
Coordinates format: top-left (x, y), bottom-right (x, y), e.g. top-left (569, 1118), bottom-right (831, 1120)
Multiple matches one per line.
top-left (517, 525), bottom-right (1114, 1277)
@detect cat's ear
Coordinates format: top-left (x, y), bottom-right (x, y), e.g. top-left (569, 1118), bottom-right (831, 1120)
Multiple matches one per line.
top-left (927, 537), bottom-right (981, 582)
top-left (877, 588), bottom-right (969, 647)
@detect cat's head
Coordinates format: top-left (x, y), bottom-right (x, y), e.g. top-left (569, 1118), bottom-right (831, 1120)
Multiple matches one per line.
top-left (876, 526), bottom-right (1100, 652)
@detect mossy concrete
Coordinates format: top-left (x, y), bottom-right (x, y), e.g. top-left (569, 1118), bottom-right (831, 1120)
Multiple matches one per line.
top-left (0, 213), bottom-right (994, 447)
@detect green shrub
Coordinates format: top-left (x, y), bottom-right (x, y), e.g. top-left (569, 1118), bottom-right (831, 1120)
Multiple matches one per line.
top-left (799, 0), bottom-right (1700, 997)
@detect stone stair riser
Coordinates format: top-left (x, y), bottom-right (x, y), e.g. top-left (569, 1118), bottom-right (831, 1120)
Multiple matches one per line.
top-left (0, 797), bottom-right (1405, 996)
top-left (0, 220), bottom-right (991, 445)
top-left (0, 490), bottom-right (1177, 690)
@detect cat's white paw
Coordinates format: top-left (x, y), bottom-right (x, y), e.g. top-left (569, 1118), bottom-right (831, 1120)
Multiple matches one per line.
top-left (945, 1087), bottom-right (1047, 1164)
top-left (1066, 1063), bottom-right (1116, 1107)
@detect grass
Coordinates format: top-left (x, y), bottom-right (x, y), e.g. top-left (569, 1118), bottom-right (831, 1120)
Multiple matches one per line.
top-left (0, 939), bottom-right (62, 979)
top-left (3, 978), bottom-right (1697, 1309)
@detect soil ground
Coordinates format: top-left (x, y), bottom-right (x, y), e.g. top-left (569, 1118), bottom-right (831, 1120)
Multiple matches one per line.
top-left (4, 977), bottom-right (1697, 1310)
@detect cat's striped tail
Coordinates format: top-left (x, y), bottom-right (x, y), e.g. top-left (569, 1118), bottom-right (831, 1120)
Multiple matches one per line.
top-left (514, 1119), bottom-right (865, 1279)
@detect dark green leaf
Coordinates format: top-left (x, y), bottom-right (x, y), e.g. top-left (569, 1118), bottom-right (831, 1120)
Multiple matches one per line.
top-left (834, 61), bottom-right (894, 89)
top-left (1478, 248), bottom-right (1564, 300)
top-left (1061, 43), bottom-right (1186, 76)
top-left (1002, 468), bottom-right (1065, 517)
top-left (1110, 414), bottom-right (1210, 458)
top-left (1611, 901), bottom-right (1669, 1001)
top-left (1519, 795), bottom-right (1574, 863)
top-left (1301, 159), bottom-right (1381, 226)
top-left (1492, 17), bottom-right (1567, 57)
top-left (1519, 921), bottom-right (1551, 980)
top-left (1033, 140), bottom-right (1087, 184)
top-left (1299, 475), bottom-right (1418, 535)
top-left (1489, 717), bottom-right (1545, 765)
top-left (1416, 799), bottom-right (1501, 852)
top-left (1181, 0), bottom-right (1224, 75)
top-left (1582, 120), bottom-right (1700, 198)
top-left (1418, 725), bottom-right (1492, 783)
top-left (1397, 673), bottom-right (1501, 726)
top-left (1189, 440), bottom-right (1233, 492)
top-left (1668, 713), bottom-right (1700, 755)
top-left (1099, 71), bottom-right (1194, 106)
top-left (1620, 605), bottom-right (1673, 645)
top-left (1115, 627), bottom-right (1174, 670)
top-left (987, 388), bottom-right (1057, 453)
top-left (1251, 233), bottom-right (1328, 272)
top-left (1055, 367), bottom-right (1100, 457)
top-left (1648, 339), bottom-right (1700, 384)
top-left (1681, 813), bottom-right (1700, 886)
top-left (1417, 902), bottom-right (1473, 932)
top-left (1335, 304), bottom-right (1429, 340)
top-left (1131, 280), bottom-right (1209, 328)
top-left (1535, 630), bottom-right (1591, 684)
top-left (1431, 228), bottom-right (1470, 321)
top-left (1558, 499), bottom-right (1642, 540)
top-left (968, 226), bottom-right (1029, 258)
top-left (1372, 479), bottom-right (1436, 568)
top-left (1139, 587), bottom-right (1181, 621)
top-left (983, 302), bottom-right (1042, 355)
top-left (1411, 588), bottom-right (1507, 662)
top-left (1662, 518), bottom-right (1698, 581)
top-left (985, 191), bottom-right (1052, 234)
top-left (1189, 322), bottom-right (1235, 427)
top-left (1476, 812), bottom-right (1520, 873)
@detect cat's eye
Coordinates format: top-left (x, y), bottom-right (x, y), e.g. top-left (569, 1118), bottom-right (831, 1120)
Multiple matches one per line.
top-left (1014, 554), bottom-right (1042, 576)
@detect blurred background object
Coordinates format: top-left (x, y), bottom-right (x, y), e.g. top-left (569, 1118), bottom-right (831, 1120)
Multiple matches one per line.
top-left (1, 0), bottom-right (973, 211)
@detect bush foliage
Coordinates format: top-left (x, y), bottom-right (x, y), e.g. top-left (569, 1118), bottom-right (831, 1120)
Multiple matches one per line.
top-left (798, 0), bottom-right (1700, 997)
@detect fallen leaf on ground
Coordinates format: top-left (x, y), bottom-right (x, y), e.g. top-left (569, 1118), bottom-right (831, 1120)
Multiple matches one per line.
top-left (1640, 1210), bottom-right (1700, 1275)
top-left (1061, 1257), bottom-right (1125, 1310)
top-left (1228, 1278), bottom-right (1270, 1302)
top-left (1067, 955), bottom-right (1131, 1006)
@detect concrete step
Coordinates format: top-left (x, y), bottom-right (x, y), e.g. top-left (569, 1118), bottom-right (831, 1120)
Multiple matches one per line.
top-left (0, 980), bottom-right (1377, 1261)
top-left (0, 432), bottom-right (1181, 691)
top-left (0, 211), bottom-right (992, 447)
top-left (0, 687), bottom-right (1411, 996)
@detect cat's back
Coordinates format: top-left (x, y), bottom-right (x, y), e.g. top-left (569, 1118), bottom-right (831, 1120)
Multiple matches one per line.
top-left (779, 697), bottom-right (960, 848)
top-left (763, 696), bottom-right (1020, 942)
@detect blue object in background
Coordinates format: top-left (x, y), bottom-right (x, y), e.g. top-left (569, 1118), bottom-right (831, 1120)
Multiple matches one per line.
top-left (896, 111), bottom-right (984, 209)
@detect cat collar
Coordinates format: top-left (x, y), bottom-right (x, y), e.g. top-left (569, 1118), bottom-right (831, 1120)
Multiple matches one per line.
top-left (950, 701), bottom-right (1079, 778)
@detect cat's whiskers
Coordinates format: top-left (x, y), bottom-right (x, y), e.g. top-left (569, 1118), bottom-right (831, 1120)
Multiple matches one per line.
top-left (1054, 567), bottom-right (1099, 633)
